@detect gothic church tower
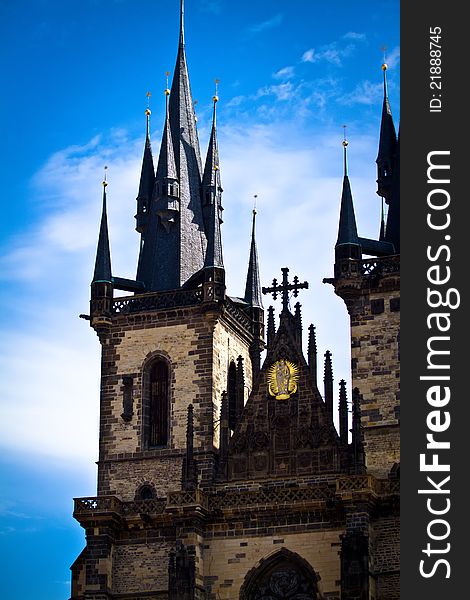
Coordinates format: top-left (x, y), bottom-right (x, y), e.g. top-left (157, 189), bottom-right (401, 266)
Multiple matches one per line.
top-left (71, 4), bottom-right (400, 599)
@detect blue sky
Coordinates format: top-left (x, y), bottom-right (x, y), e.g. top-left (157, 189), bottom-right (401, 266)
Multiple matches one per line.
top-left (0, 1), bottom-right (399, 598)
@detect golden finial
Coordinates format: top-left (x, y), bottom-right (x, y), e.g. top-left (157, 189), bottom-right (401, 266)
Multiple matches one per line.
top-left (342, 125), bottom-right (348, 147)
top-left (253, 194), bottom-right (258, 214)
top-left (102, 165), bottom-right (108, 188)
top-left (213, 78), bottom-right (220, 103)
top-left (381, 45), bottom-right (388, 71)
top-left (145, 91), bottom-right (152, 116)
top-left (164, 72), bottom-right (171, 96)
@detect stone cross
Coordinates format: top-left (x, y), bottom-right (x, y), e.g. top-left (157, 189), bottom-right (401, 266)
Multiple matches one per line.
top-left (262, 267), bottom-right (309, 312)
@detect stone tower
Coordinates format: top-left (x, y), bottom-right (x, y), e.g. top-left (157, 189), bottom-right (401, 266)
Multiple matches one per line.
top-left (71, 4), bottom-right (399, 600)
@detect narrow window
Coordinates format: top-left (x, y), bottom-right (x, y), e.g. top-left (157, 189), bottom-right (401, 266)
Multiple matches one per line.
top-left (148, 360), bottom-right (169, 447)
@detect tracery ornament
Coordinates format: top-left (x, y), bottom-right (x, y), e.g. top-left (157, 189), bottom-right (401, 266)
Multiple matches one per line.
top-left (240, 548), bottom-right (319, 600)
top-left (267, 359), bottom-right (300, 400)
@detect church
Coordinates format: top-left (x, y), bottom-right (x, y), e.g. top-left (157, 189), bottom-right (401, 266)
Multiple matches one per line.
top-left (71, 1), bottom-right (400, 598)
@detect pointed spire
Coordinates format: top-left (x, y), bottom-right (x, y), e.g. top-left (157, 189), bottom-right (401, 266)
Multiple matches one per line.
top-left (351, 388), bottom-right (366, 474)
top-left (267, 306), bottom-right (276, 350)
top-left (203, 91), bottom-right (224, 269)
top-left (156, 82), bottom-right (178, 182)
top-left (307, 324), bottom-right (317, 386)
top-left (323, 350), bottom-right (334, 423)
top-left (93, 170), bottom-right (112, 284)
top-left (376, 62), bottom-right (397, 201)
top-left (244, 208), bottom-right (263, 308)
top-left (379, 198), bottom-right (386, 241)
top-left (384, 128), bottom-right (400, 253)
top-left (235, 355), bottom-right (245, 425)
top-left (182, 403), bottom-right (197, 490)
top-left (135, 96), bottom-right (156, 234)
top-left (335, 137), bottom-right (361, 262)
top-left (294, 302), bottom-right (302, 345)
top-left (339, 379), bottom-right (349, 445)
top-left (179, 0), bottom-right (185, 47)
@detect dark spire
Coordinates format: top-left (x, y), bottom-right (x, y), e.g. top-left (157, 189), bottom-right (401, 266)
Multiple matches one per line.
top-left (93, 174), bottom-right (112, 284)
top-left (351, 388), bottom-right (366, 474)
top-left (203, 95), bottom-right (224, 269)
top-left (307, 324), bottom-right (317, 387)
top-left (323, 350), bottom-right (334, 422)
top-left (179, 0), bottom-right (185, 47)
top-left (156, 87), bottom-right (178, 183)
top-left (339, 379), bottom-right (348, 445)
top-left (168, 0), bottom-right (206, 281)
top-left (235, 355), bottom-right (245, 426)
top-left (379, 198), bottom-right (386, 241)
top-left (335, 138), bottom-right (361, 262)
top-left (376, 62), bottom-right (397, 201)
top-left (182, 404), bottom-right (197, 490)
top-left (267, 306), bottom-right (276, 350)
top-left (384, 128), bottom-right (400, 253)
top-left (136, 0), bottom-right (207, 291)
top-left (135, 100), bottom-right (156, 235)
top-left (294, 302), bottom-right (302, 346)
top-left (244, 209), bottom-right (263, 308)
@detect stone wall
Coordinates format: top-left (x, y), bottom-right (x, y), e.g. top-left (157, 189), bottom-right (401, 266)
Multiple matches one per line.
top-left (350, 290), bottom-right (400, 478)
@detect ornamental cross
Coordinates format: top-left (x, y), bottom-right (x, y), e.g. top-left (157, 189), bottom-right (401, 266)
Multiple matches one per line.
top-left (262, 267), bottom-right (309, 312)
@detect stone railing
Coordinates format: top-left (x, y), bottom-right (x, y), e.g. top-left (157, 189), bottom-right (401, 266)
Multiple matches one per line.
top-left (209, 484), bottom-right (334, 510)
top-left (360, 255), bottom-right (400, 277)
top-left (74, 477), bottom-right (399, 519)
top-left (336, 475), bottom-right (400, 497)
top-left (112, 288), bottom-right (203, 314)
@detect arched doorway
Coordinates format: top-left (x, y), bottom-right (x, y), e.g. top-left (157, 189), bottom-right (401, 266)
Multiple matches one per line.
top-left (240, 548), bottom-right (320, 600)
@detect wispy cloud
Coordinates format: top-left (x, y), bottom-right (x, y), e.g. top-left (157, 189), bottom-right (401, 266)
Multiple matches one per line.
top-left (338, 80), bottom-right (383, 106)
top-left (199, 0), bottom-right (223, 15)
top-left (301, 32), bottom-right (367, 67)
top-left (248, 13), bottom-right (283, 34)
top-left (385, 45), bottom-right (400, 68)
top-left (273, 66), bottom-right (295, 80)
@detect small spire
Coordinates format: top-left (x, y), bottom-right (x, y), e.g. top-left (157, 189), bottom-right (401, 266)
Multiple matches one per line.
top-left (156, 80), bottom-right (178, 182)
top-left (342, 125), bottom-right (348, 176)
top-left (323, 350), bottom-right (334, 423)
top-left (244, 208), bottom-right (263, 308)
top-left (335, 137), bottom-right (360, 250)
top-left (179, 0), bottom-right (185, 47)
top-left (203, 85), bottom-right (224, 270)
top-left (267, 305), bottom-right (276, 350)
top-left (307, 324), bottom-right (317, 386)
top-left (93, 167), bottom-right (112, 284)
top-left (339, 379), bottom-right (348, 445)
top-left (376, 58), bottom-right (397, 201)
top-left (384, 128), bottom-right (400, 253)
top-left (182, 403), bottom-right (197, 490)
top-left (351, 388), bottom-right (366, 473)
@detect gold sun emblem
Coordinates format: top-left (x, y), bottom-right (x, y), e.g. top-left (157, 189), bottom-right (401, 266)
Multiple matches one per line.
top-left (267, 359), bottom-right (300, 400)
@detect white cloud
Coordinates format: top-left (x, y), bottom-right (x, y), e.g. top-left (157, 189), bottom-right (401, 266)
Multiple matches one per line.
top-left (302, 49), bottom-right (315, 63)
top-left (248, 13), bottom-right (284, 34)
top-left (339, 80), bottom-right (383, 106)
top-left (273, 66), bottom-right (295, 80)
top-left (0, 118), bottom-right (383, 466)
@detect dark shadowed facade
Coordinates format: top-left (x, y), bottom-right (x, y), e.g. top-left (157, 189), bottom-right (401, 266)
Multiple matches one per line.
top-left (71, 2), bottom-right (400, 598)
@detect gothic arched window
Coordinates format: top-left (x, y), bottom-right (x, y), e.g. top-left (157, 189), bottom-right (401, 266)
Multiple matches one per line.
top-left (145, 358), bottom-right (170, 448)
top-left (240, 548), bottom-right (319, 600)
top-left (227, 361), bottom-right (237, 430)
